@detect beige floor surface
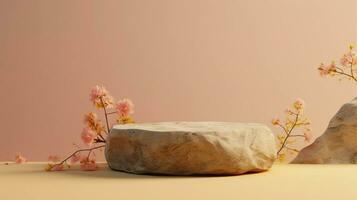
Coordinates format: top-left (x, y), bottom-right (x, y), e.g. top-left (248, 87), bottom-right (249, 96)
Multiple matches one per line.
top-left (1, 162), bottom-right (356, 200)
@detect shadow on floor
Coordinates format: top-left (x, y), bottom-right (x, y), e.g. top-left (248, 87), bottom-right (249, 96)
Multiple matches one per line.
top-left (58, 164), bottom-right (265, 179)
top-left (4, 163), bottom-right (265, 179)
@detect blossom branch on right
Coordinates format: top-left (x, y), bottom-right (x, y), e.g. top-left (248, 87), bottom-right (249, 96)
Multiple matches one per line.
top-left (271, 99), bottom-right (312, 162)
top-left (318, 45), bottom-right (357, 82)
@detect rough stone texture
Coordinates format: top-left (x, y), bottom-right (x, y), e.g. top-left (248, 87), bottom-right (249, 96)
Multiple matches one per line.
top-left (293, 97), bottom-right (357, 164)
top-left (105, 122), bottom-right (277, 175)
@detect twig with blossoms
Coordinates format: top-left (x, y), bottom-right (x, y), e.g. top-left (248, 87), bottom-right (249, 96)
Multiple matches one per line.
top-left (45, 145), bottom-right (105, 171)
top-left (271, 99), bottom-right (312, 162)
top-left (46, 85), bottom-right (135, 171)
top-left (318, 45), bottom-right (357, 82)
top-left (15, 153), bottom-right (27, 164)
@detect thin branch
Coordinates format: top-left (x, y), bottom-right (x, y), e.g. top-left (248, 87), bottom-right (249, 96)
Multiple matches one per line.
top-left (87, 149), bottom-right (93, 159)
top-left (284, 146), bottom-right (299, 152)
top-left (94, 138), bottom-right (106, 143)
top-left (278, 124), bottom-right (288, 135)
top-left (107, 111), bottom-right (117, 115)
top-left (98, 133), bottom-right (106, 141)
top-left (350, 57), bottom-right (355, 80)
top-left (335, 66), bottom-right (344, 73)
top-left (289, 134), bottom-right (305, 138)
top-left (334, 71), bottom-right (357, 81)
top-left (51, 145), bottom-right (106, 167)
top-left (295, 122), bottom-right (310, 126)
top-left (277, 113), bottom-right (299, 155)
top-left (100, 97), bottom-right (111, 134)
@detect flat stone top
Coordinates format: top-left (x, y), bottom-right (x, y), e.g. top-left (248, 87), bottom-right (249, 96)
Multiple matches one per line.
top-left (111, 122), bottom-right (268, 132)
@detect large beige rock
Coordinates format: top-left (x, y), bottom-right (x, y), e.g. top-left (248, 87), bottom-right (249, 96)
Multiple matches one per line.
top-left (105, 122), bottom-right (277, 175)
top-left (293, 97), bottom-right (357, 164)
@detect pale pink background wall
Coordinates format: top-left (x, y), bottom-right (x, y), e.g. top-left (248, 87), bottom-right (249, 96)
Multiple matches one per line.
top-left (1, 0), bottom-right (357, 161)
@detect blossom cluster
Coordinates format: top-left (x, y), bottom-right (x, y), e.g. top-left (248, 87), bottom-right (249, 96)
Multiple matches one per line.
top-left (318, 45), bottom-right (357, 81)
top-left (271, 99), bottom-right (312, 162)
top-left (14, 153), bottom-right (27, 164)
top-left (45, 85), bottom-right (135, 171)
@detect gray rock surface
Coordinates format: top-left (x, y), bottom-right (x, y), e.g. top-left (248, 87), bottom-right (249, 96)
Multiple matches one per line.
top-left (293, 97), bottom-right (357, 164)
top-left (105, 122), bottom-right (277, 175)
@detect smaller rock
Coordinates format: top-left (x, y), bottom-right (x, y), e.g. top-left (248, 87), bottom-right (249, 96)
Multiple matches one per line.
top-left (105, 122), bottom-right (277, 175)
top-left (293, 97), bottom-right (357, 164)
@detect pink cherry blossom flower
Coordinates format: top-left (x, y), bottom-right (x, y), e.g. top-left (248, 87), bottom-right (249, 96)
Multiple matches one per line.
top-left (90, 85), bottom-right (106, 101)
top-left (340, 51), bottom-right (357, 67)
top-left (117, 115), bottom-right (135, 124)
top-left (318, 63), bottom-right (337, 77)
top-left (116, 99), bottom-right (134, 116)
top-left (80, 158), bottom-right (97, 171)
top-left (81, 127), bottom-right (96, 145)
top-left (327, 62), bottom-right (337, 72)
top-left (293, 98), bottom-right (305, 111)
top-left (84, 112), bottom-right (98, 124)
top-left (318, 63), bottom-right (329, 76)
top-left (101, 95), bottom-right (114, 108)
top-left (89, 85), bottom-right (114, 108)
top-left (70, 153), bottom-right (82, 164)
top-left (15, 153), bottom-right (27, 164)
top-left (84, 112), bottom-right (104, 134)
top-left (271, 117), bottom-right (280, 125)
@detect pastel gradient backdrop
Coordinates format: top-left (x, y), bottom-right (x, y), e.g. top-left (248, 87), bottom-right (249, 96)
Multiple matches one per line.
top-left (1, 0), bottom-right (357, 161)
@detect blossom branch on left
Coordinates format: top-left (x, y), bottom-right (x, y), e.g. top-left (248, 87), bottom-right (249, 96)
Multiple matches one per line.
top-left (46, 85), bottom-right (135, 171)
top-left (271, 99), bottom-right (312, 162)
